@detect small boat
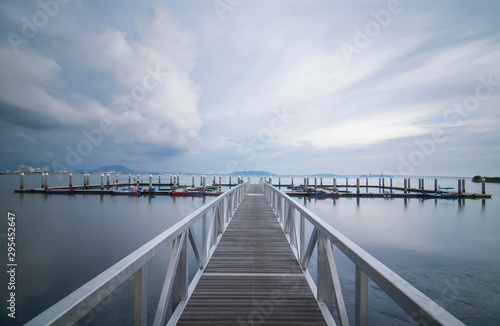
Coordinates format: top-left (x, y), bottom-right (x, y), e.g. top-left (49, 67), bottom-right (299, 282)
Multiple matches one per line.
top-left (421, 191), bottom-right (458, 199)
top-left (304, 187), bottom-right (340, 198)
top-left (111, 188), bottom-right (140, 196)
top-left (171, 188), bottom-right (206, 196)
top-left (46, 187), bottom-right (77, 194)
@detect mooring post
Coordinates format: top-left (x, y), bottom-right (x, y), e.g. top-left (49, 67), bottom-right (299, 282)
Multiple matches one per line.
top-left (378, 178), bottom-right (381, 187)
top-left (357, 178), bottom-right (360, 194)
top-left (346, 177), bottom-right (349, 189)
top-left (334, 177), bottom-right (337, 188)
top-left (86, 173), bottom-right (90, 186)
top-left (458, 179), bottom-right (462, 194)
top-left (69, 173), bottom-right (72, 188)
top-left (390, 178), bottom-right (393, 191)
top-left (116, 174), bottom-right (119, 185)
top-left (320, 177), bottom-right (323, 186)
top-left (44, 173), bottom-right (49, 190)
top-left (228, 176), bottom-right (231, 186)
top-left (101, 174), bottom-right (104, 190)
top-left (435, 179), bottom-right (438, 192)
top-left (314, 177), bottom-right (317, 188)
top-left (149, 174), bottom-right (153, 193)
top-left (482, 178), bottom-right (486, 194)
top-left (279, 176), bottom-right (281, 186)
top-left (408, 178), bottom-right (411, 188)
top-left (291, 176), bottom-right (294, 186)
top-left (219, 175), bottom-right (222, 186)
top-left (382, 178), bottom-right (385, 188)
top-left (418, 178), bottom-right (421, 190)
top-left (20, 172), bottom-right (24, 190)
top-left (128, 174), bottom-right (131, 184)
top-left (462, 179), bottom-right (466, 193)
top-left (203, 175), bottom-right (206, 188)
top-left (366, 177), bottom-right (368, 187)
top-left (192, 175), bottom-right (195, 187)
top-left (106, 174), bottom-right (110, 188)
top-left (41, 173), bottom-right (45, 188)
top-left (404, 178), bottom-right (407, 194)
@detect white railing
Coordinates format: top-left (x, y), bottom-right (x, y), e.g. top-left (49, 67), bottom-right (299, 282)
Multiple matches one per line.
top-left (26, 181), bottom-right (250, 326)
top-left (260, 180), bottom-right (464, 326)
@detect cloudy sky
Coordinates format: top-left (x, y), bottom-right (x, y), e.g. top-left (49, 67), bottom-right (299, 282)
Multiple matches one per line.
top-left (0, 0), bottom-right (499, 176)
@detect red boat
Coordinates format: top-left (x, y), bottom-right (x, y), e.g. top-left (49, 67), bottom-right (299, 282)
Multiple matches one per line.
top-left (171, 188), bottom-right (206, 197)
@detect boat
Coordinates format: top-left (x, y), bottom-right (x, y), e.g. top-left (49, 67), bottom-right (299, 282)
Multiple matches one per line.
top-left (304, 187), bottom-right (340, 198)
top-left (45, 187), bottom-right (77, 194)
top-left (421, 191), bottom-right (458, 199)
top-left (111, 188), bottom-right (140, 196)
top-left (171, 188), bottom-right (206, 196)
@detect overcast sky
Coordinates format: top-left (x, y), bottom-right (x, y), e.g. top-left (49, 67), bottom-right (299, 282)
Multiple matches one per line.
top-left (0, 0), bottom-right (499, 176)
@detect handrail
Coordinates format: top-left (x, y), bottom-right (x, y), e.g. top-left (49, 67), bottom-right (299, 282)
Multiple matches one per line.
top-left (260, 180), bottom-right (465, 326)
top-left (26, 180), bottom-right (250, 326)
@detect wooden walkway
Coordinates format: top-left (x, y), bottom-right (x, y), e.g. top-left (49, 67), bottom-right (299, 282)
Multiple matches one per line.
top-left (177, 185), bottom-right (326, 325)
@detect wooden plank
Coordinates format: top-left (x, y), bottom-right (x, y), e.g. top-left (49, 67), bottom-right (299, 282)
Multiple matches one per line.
top-left (177, 185), bottom-right (326, 325)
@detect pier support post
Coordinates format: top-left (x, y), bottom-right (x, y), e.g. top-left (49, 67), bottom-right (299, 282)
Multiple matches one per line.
top-left (149, 174), bottom-right (153, 193)
top-left (435, 179), bottom-right (438, 192)
top-left (357, 178), bottom-right (360, 194)
top-left (45, 173), bottom-right (49, 190)
top-left (69, 173), bottom-right (72, 188)
top-left (20, 173), bottom-right (24, 190)
top-left (101, 174), bottom-right (104, 190)
top-left (404, 178), bottom-right (407, 194)
top-left (482, 178), bottom-right (486, 194)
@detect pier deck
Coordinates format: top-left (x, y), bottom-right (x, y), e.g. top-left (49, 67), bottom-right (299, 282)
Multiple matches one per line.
top-left (176, 184), bottom-right (326, 325)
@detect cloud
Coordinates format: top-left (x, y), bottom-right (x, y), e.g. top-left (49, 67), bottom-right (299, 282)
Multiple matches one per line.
top-left (0, 3), bottom-right (202, 168)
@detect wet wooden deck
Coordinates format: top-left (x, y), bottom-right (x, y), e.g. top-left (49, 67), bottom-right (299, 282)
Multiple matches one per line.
top-left (177, 184), bottom-right (326, 325)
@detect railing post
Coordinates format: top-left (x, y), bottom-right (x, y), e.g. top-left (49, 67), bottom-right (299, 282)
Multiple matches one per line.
top-left (299, 213), bottom-right (305, 262)
top-left (317, 234), bottom-right (333, 313)
top-left (355, 266), bottom-right (368, 326)
top-left (202, 213), bottom-right (208, 266)
top-left (134, 266), bottom-right (147, 326)
top-left (173, 231), bottom-right (188, 308)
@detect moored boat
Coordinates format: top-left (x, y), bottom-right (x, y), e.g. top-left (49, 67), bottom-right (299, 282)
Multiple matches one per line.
top-left (421, 191), bottom-right (458, 199)
top-left (45, 187), bottom-right (77, 194)
top-left (304, 187), bottom-right (340, 198)
top-left (111, 188), bottom-right (140, 196)
top-left (171, 188), bottom-right (206, 196)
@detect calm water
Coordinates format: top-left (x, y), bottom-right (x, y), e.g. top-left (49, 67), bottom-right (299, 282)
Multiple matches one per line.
top-left (0, 174), bottom-right (499, 325)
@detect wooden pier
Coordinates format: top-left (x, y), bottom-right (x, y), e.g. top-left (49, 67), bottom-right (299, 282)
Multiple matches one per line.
top-left (176, 185), bottom-right (326, 325)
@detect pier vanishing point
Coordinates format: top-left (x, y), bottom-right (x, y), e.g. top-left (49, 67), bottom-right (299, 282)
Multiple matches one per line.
top-left (25, 180), bottom-right (469, 325)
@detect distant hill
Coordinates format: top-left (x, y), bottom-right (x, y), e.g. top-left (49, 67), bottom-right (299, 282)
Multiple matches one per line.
top-left (312, 173), bottom-right (338, 177)
top-left (229, 170), bottom-right (274, 176)
top-left (89, 165), bottom-right (134, 173)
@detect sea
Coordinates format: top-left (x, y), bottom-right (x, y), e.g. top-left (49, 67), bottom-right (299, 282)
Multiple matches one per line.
top-left (0, 174), bottom-right (498, 325)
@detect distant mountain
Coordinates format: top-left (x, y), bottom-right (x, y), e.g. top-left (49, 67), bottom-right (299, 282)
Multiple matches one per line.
top-left (229, 170), bottom-right (274, 176)
top-left (89, 165), bottom-right (134, 173)
top-left (312, 173), bottom-right (338, 177)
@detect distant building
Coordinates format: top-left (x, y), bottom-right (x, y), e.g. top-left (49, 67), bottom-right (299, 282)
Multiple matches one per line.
top-left (42, 166), bottom-right (49, 172)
